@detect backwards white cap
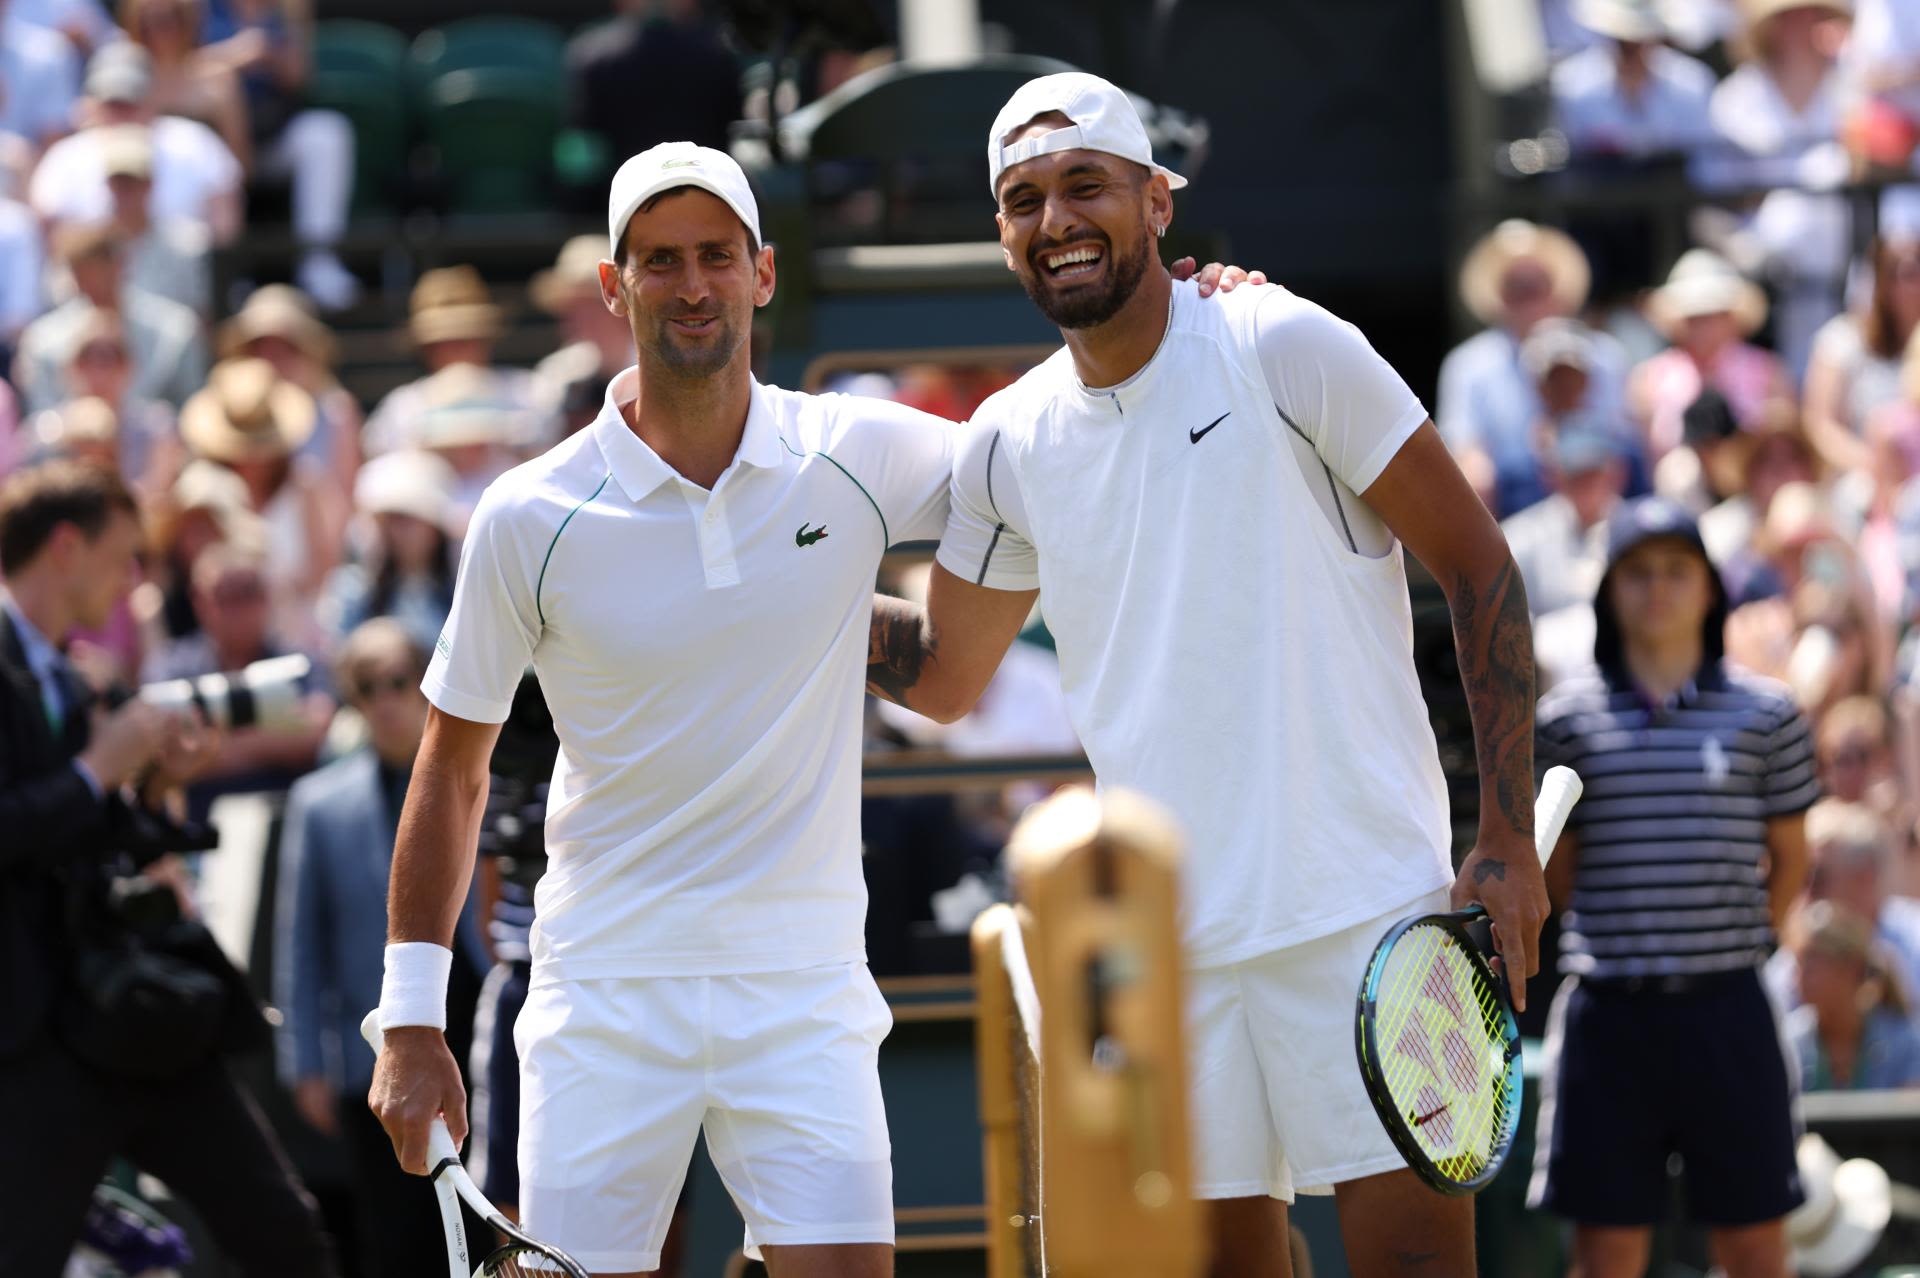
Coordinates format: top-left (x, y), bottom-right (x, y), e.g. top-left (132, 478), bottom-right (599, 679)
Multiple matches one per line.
top-left (607, 142), bottom-right (763, 259)
top-left (987, 71), bottom-right (1188, 198)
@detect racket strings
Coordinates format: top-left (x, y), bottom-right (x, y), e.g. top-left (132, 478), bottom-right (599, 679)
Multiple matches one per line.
top-left (1372, 926), bottom-right (1518, 1183)
top-left (481, 1247), bottom-right (581, 1277)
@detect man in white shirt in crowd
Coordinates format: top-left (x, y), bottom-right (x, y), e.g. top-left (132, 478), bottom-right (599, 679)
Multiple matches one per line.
top-left (863, 73), bottom-right (1549, 1278)
top-left (30, 43), bottom-right (243, 246)
top-left (1553, 0), bottom-right (1716, 167)
top-left (0, 0), bottom-right (81, 154)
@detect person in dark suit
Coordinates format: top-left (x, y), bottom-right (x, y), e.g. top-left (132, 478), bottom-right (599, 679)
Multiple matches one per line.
top-left (0, 459), bottom-right (338, 1278)
top-left (277, 617), bottom-right (487, 1278)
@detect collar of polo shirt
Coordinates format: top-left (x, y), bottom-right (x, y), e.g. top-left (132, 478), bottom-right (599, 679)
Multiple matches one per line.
top-left (591, 368), bottom-right (787, 501)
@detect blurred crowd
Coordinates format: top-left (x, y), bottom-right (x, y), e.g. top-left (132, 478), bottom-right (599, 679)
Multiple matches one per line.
top-left (1473, 0), bottom-right (1920, 1095)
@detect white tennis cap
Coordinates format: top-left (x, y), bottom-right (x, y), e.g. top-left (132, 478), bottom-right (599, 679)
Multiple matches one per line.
top-left (987, 71), bottom-right (1188, 197)
top-left (607, 142), bottom-right (762, 259)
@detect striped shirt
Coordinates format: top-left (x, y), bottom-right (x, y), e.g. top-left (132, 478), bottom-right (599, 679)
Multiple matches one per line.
top-left (1536, 661), bottom-right (1819, 980)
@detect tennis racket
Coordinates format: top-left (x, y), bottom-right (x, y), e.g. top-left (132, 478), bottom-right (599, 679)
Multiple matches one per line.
top-left (1354, 765), bottom-right (1582, 1195)
top-left (360, 1011), bottom-right (590, 1278)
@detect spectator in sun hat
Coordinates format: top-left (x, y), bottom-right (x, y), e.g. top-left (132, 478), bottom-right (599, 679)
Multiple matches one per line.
top-left (95, 122), bottom-right (211, 317)
top-left (12, 221), bottom-right (205, 414)
top-left (408, 363), bottom-right (543, 520)
top-left (219, 282), bottom-right (362, 488)
top-left (530, 234), bottom-right (632, 436)
top-left (1632, 249), bottom-right (1791, 463)
top-left (1553, 0), bottom-right (1718, 165)
top-left (362, 266), bottom-right (547, 457)
top-left (180, 356), bottom-right (345, 650)
top-left (318, 450), bottom-right (460, 654)
top-left (1438, 219), bottom-right (1634, 516)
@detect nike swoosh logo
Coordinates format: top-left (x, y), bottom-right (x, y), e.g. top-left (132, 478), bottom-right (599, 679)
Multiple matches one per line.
top-left (1190, 412), bottom-right (1228, 443)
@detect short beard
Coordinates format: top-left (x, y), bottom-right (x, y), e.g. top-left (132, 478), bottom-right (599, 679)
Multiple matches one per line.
top-left (647, 310), bottom-right (744, 379)
top-left (1020, 229), bottom-right (1153, 330)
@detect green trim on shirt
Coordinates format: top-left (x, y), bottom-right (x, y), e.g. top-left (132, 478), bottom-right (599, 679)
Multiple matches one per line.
top-left (779, 436), bottom-right (888, 547)
top-left (537, 473), bottom-right (611, 626)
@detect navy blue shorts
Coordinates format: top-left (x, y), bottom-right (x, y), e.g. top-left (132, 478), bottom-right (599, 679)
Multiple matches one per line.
top-left (471, 960), bottom-right (530, 1206)
top-left (1529, 968), bottom-right (1803, 1227)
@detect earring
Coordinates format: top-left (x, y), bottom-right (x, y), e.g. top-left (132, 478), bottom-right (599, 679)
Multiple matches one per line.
top-left (1155, 224), bottom-right (1167, 238)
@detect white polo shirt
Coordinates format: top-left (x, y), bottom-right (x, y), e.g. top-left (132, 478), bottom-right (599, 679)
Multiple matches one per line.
top-left (425, 369), bottom-right (952, 984)
top-left (936, 281), bottom-right (1453, 969)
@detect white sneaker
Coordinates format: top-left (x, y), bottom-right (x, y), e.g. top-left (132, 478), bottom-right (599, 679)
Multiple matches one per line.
top-left (297, 252), bottom-right (361, 311)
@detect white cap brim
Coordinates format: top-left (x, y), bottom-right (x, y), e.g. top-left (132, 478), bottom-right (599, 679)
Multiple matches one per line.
top-left (607, 145), bottom-right (763, 260)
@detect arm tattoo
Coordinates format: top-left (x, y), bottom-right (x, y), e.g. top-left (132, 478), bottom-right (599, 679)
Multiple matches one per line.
top-left (867, 595), bottom-right (932, 709)
top-left (1450, 556), bottom-right (1536, 837)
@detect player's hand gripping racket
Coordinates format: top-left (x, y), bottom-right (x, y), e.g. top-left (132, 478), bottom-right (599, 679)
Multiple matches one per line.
top-left (360, 1011), bottom-right (589, 1278)
top-left (1354, 766), bottom-right (1582, 1195)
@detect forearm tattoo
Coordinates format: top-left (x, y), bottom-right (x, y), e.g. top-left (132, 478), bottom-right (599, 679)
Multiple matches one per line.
top-left (867, 595), bottom-right (932, 708)
top-left (1450, 557), bottom-right (1536, 836)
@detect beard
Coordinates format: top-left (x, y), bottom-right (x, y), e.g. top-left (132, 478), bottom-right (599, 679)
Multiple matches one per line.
top-left (1019, 228), bottom-right (1153, 330)
top-left (645, 305), bottom-right (746, 379)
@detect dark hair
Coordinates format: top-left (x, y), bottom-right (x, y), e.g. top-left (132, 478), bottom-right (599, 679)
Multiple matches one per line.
top-left (617, 188), bottom-right (761, 267)
top-left (1863, 237), bottom-right (1918, 360)
top-left (0, 459), bottom-right (140, 574)
top-left (368, 526), bottom-right (455, 619)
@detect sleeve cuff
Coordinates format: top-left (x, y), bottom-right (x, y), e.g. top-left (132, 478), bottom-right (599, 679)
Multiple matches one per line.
top-left (421, 670), bottom-right (512, 725)
top-left (1348, 399), bottom-right (1430, 495)
top-left (934, 543), bottom-right (1040, 594)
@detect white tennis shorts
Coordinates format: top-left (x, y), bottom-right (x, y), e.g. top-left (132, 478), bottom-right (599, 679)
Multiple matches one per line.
top-left (1187, 888), bottom-right (1449, 1200)
top-left (515, 962), bottom-right (895, 1272)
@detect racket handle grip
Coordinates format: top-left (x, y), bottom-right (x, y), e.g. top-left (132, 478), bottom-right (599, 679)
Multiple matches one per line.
top-left (1534, 766), bottom-right (1583, 868)
top-left (426, 1119), bottom-right (462, 1171)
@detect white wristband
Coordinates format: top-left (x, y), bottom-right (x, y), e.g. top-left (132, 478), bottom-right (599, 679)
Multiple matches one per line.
top-left (378, 941), bottom-right (454, 1031)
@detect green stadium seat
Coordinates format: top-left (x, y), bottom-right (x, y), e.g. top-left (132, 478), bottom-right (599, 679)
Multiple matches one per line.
top-left (309, 21), bottom-right (412, 216)
top-left (420, 68), bottom-right (561, 215)
top-left (408, 19), bottom-right (567, 217)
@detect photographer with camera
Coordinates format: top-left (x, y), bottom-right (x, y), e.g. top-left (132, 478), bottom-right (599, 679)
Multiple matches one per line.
top-left (0, 460), bottom-right (337, 1277)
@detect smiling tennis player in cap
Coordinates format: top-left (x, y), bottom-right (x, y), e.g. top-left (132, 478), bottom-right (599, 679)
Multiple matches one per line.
top-left (864, 72), bottom-right (1548, 1277)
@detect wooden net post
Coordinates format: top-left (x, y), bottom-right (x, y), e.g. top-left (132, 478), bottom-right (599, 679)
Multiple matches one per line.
top-left (1008, 786), bottom-right (1204, 1278)
top-left (971, 903), bottom-right (1036, 1278)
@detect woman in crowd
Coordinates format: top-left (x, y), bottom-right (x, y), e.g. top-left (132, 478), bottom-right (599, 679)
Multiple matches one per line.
top-left (1787, 900), bottom-right (1920, 1089)
top-left (1632, 249), bottom-right (1791, 462)
top-left (117, 0), bottom-right (252, 167)
top-left (318, 449), bottom-right (459, 655)
top-left (1806, 234), bottom-right (1920, 476)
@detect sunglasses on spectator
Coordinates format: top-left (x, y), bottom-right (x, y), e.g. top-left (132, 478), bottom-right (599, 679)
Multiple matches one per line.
top-left (352, 671), bottom-right (417, 702)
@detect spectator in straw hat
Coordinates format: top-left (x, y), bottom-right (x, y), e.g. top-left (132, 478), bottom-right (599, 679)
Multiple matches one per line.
top-left (1438, 219), bottom-right (1633, 515)
top-left (220, 283), bottom-right (362, 488)
top-left (1553, 0), bottom-right (1717, 165)
top-left (362, 266), bottom-right (547, 457)
top-left (319, 450), bottom-right (460, 654)
top-left (1632, 249), bottom-right (1791, 462)
top-left (12, 221), bottom-right (204, 413)
top-left (180, 356), bottom-right (344, 649)
top-left (97, 122), bottom-right (210, 317)
top-left (531, 234), bottom-right (632, 435)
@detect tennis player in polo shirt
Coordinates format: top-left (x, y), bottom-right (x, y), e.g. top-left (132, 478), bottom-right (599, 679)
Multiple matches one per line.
top-left (365, 145), bottom-right (956, 1278)
top-left (863, 74), bottom-right (1548, 1277)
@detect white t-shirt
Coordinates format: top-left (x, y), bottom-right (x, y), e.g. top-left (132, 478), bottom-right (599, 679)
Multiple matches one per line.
top-left (29, 117), bottom-right (241, 230)
top-left (424, 369), bottom-right (952, 984)
top-left (936, 281), bottom-right (1453, 968)
top-left (1552, 43), bottom-right (1717, 161)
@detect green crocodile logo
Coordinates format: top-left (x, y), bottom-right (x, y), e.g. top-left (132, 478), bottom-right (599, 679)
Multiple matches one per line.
top-left (795, 523), bottom-right (829, 548)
